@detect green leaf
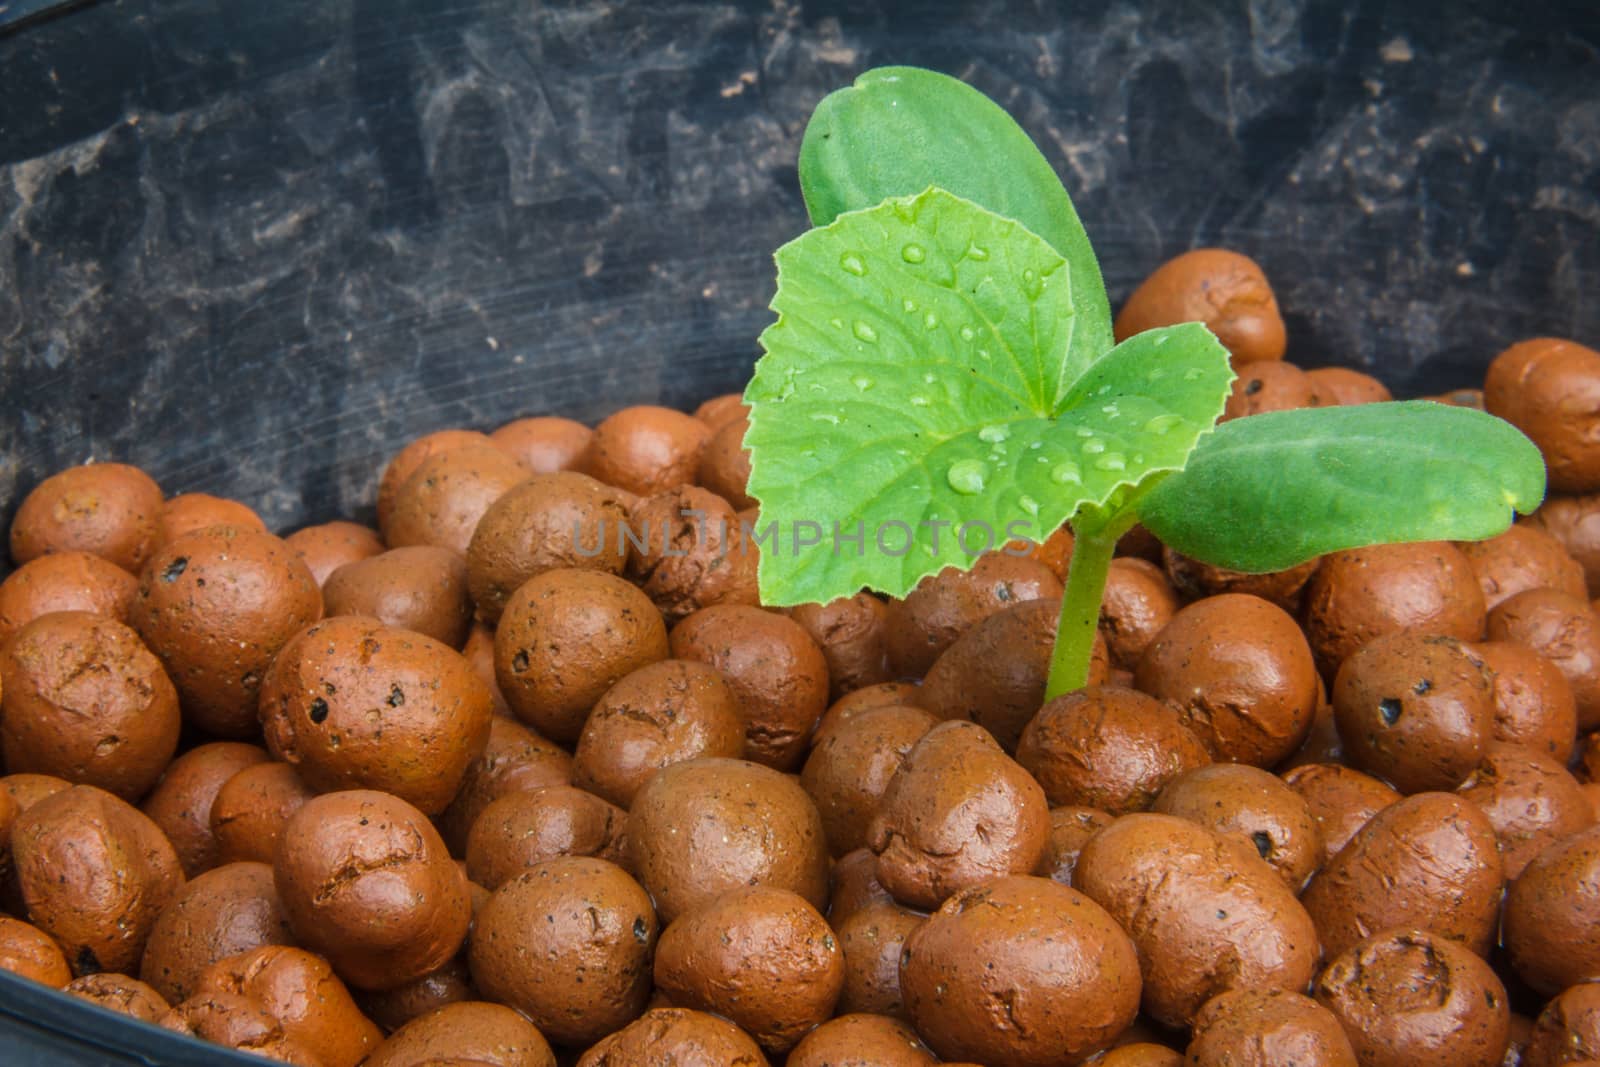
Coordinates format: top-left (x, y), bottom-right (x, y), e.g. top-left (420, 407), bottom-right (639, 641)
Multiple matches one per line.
top-left (798, 66), bottom-right (1113, 373)
top-left (1138, 401), bottom-right (1548, 573)
top-left (743, 188), bottom-right (1233, 606)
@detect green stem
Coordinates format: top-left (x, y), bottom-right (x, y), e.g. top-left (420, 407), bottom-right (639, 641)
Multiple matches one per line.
top-left (1044, 521), bottom-right (1119, 702)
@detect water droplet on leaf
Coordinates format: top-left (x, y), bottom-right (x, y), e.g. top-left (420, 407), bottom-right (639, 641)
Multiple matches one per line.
top-left (1019, 495), bottom-right (1040, 516)
top-left (852, 376), bottom-right (874, 391)
top-left (853, 321), bottom-right (878, 343)
top-left (1095, 452), bottom-right (1126, 471)
top-left (1144, 414), bottom-right (1182, 435)
top-left (946, 460), bottom-right (989, 495)
top-left (901, 243), bottom-right (926, 264)
top-left (1083, 438), bottom-right (1107, 454)
top-left (959, 325), bottom-right (977, 342)
top-left (966, 243), bottom-right (989, 261)
top-left (923, 312), bottom-right (940, 330)
top-left (840, 253), bottom-right (866, 276)
top-left (1051, 462), bottom-right (1081, 484)
top-left (978, 424), bottom-right (1010, 443)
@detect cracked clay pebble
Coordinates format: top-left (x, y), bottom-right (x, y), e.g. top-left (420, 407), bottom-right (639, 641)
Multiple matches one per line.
top-left (884, 553), bottom-right (1063, 679)
top-left (1486, 588), bottom-right (1600, 732)
top-left (1503, 822), bottom-right (1600, 995)
top-left (1470, 638), bottom-right (1579, 763)
top-left (1459, 523), bottom-right (1587, 611)
top-left (157, 991), bottom-right (323, 1065)
top-left (1457, 743), bottom-right (1593, 879)
top-left (0, 550), bottom-right (138, 643)
top-left (1524, 982), bottom-right (1600, 1067)
top-left (210, 762), bottom-right (317, 867)
top-left (359, 1000), bottom-right (558, 1067)
top-left (1485, 337), bottom-right (1600, 494)
top-left (801, 703), bottom-right (940, 857)
top-left (575, 1007), bottom-right (766, 1066)
top-left (65, 972), bottom-right (171, 1021)
top-left (1151, 763), bottom-right (1322, 891)
top-left (1186, 988), bottom-right (1357, 1067)
top-left (1281, 763), bottom-right (1401, 865)
top-left (434, 716), bottom-right (574, 857)
top-left (625, 485), bottom-right (759, 624)
top-left (1037, 806), bottom-right (1115, 887)
top-left (788, 592), bottom-right (896, 701)
top-left (140, 860), bottom-right (294, 1005)
top-left (786, 1013), bottom-right (936, 1067)
top-left (463, 785), bottom-right (627, 890)
top-left (194, 944), bottom-right (382, 1067)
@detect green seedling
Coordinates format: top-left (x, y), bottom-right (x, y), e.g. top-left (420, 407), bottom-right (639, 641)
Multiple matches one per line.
top-left (744, 67), bottom-right (1546, 702)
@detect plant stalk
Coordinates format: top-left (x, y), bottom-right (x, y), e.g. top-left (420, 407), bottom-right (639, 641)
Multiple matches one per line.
top-left (1044, 522), bottom-right (1119, 702)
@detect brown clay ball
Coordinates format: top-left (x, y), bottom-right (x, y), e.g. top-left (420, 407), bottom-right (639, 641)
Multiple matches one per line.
top-left (466, 472), bottom-right (631, 624)
top-left (1186, 988), bottom-right (1358, 1067)
top-left (626, 757), bottom-right (828, 925)
top-left (0, 551), bottom-right (138, 643)
top-left (1471, 639), bottom-right (1579, 763)
top-left (834, 902), bottom-right (924, 1019)
top-left (1134, 593), bottom-right (1320, 767)
top-left (156, 493), bottom-right (266, 542)
top-left (696, 414), bottom-right (756, 511)
top-left (65, 972), bottom-right (171, 1021)
top-left (625, 485), bottom-right (759, 624)
top-left (158, 991), bottom-right (323, 1065)
top-left (1016, 686), bottom-right (1212, 814)
top-left (829, 847), bottom-right (896, 927)
top-left (788, 593), bottom-right (895, 700)
top-left (1114, 248), bottom-right (1287, 364)
top-left (1314, 928), bottom-right (1509, 1067)
top-left (363, 1001), bottom-right (556, 1067)
top-left (1460, 523), bottom-right (1587, 610)
top-left (787, 1014), bottom-right (935, 1067)
top-left (1527, 494), bottom-right (1600, 598)
top-left (580, 405), bottom-right (712, 497)
top-left (283, 520), bottom-right (386, 587)
top-left (800, 703), bottom-right (939, 857)
top-left (813, 681), bottom-right (925, 744)
top-left (884, 553), bottom-right (1063, 679)
top-left (869, 720), bottom-right (1050, 911)
top-left (653, 885), bottom-right (843, 1053)
top-left (1300, 791), bottom-right (1503, 959)
top-left (1485, 337), bottom-right (1600, 493)
top-left (900, 875), bottom-right (1141, 1066)
top-left (434, 716), bottom-right (575, 856)
top-left (495, 568), bottom-right (669, 744)
top-left (323, 546), bottom-right (473, 648)
top-left (352, 956), bottom-right (477, 1036)
top-left (1281, 762), bottom-right (1401, 864)
top-left (194, 944), bottom-right (383, 1067)
top-left (1152, 764), bottom-right (1322, 890)
top-left (130, 525), bottom-right (323, 739)
top-left (469, 857), bottom-right (656, 1047)
top-left (375, 429), bottom-right (493, 533)
top-left (693, 393), bottom-right (750, 431)
top-left (12, 785), bottom-right (184, 976)
top-left (1162, 546), bottom-right (1320, 615)
top-left (0, 914), bottom-right (72, 987)
top-left (8, 462), bottom-right (163, 573)
top-left (274, 790), bottom-right (472, 990)
top-left (141, 741), bottom-right (269, 878)
top-left (210, 762), bottom-right (317, 866)
top-left (140, 860), bottom-right (294, 1005)
top-left (669, 604), bottom-right (829, 770)
top-left (1037, 806), bottom-right (1115, 886)
top-left (1, 611), bottom-right (181, 801)
top-left (1100, 556), bottom-right (1180, 669)
top-left (464, 786), bottom-right (627, 889)
top-left (260, 615), bottom-right (493, 814)
top-left (1503, 822), bottom-right (1600, 994)
top-left (1305, 365), bottom-right (1393, 406)
top-left (572, 659), bottom-right (745, 809)
top-left (576, 1006), bottom-right (764, 1066)
top-left (383, 443), bottom-right (530, 556)
top-left (1458, 744), bottom-right (1592, 880)
top-left (1525, 982), bottom-right (1600, 1067)
top-left (1301, 541), bottom-right (1487, 681)
top-left (1220, 360), bottom-right (1319, 421)
top-left (489, 415), bottom-right (593, 473)
top-left (1487, 588), bottom-right (1600, 731)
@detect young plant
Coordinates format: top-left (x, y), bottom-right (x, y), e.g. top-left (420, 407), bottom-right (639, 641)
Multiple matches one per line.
top-left (744, 67), bottom-right (1546, 702)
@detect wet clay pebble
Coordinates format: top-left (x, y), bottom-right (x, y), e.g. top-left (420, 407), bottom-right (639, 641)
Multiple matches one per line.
top-left (460, 620), bottom-right (514, 717)
top-left (1161, 546), bottom-right (1320, 615)
top-left (1073, 813), bottom-right (1320, 1028)
top-left (157, 991), bottom-right (323, 1065)
top-left (572, 659), bottom-right (744, 809)
top-left (130, 526), bottom-right (323, 739)
top-left (353, 956), bottom-right (477, 1036)
top-left (1151, 764), bottom-right (1322, 891)
top-left (360, 1000), bottom-right (559, 1067)
top-left (274, 790), bottom-right (471, 990)
top-left (12, 785), bottom-right (184, 976)
top-left (322, 546), bottom-right (473, 648)
top-left (464, 786), bottom-right (627, 889)
top-left (1457, 744), bottom-right (1593, 879)
top-left (489, 416), bottom-right (593, 473)
top-left (626, 757), bottom-right (828, 925)
top-left (284, 521), bottom-right (386, 588)
top-left (466, 472), bottom-right (631, 624)
top-left (624, 485), bottom-right (759, 624)
top-left (653, 885), bottom-right (843, 1054)
top-left (1332, 632), bottom-right (1494, 794)
top-left (813, 681), bottom-right (925, 744)
top-left (1134, 593), bottom-right (1320, 767)
top-left (1037, 806), bottom-right (1115, 886)
top-left (1220, 359), bottom-right (1320, 421)
top-left (496, 569), bottom-right (669, 744)
top-left (575, 1006), bottom-right (765, 1066)
top-left (210, 762), bottom-right (317, 866)
top-left (870, 721), bottom-right (1049, 910)
top-left (0, 551), bottom-right (138, 643)
top-left (1460, 524), bottom-right (1587, 611)
top-left (696, 414), bottom-right (756, 510)
top-left (669, 604), bottom-right (828, 770)
top-left (834, 902), bottom-right (923, 1019)
top-left (157, 493), bottom-right (267, 543)
top-left (917, 597), bottom-right (1108, 753)
top-left (140, 861), bottom-right (294, 1005)
top-left (1016, 686), bottom-right (1212, 814)
top-left (0, 611), bottom-right (181, 801)
top-left (901, 875), bottom-right (1141, 1066)
top-left (828, 847), bottom-right (896, 927)
top-left (1113, 248), bottom-right (1287, 364)
top-left (1305, 365), bottom-right (1394, 406)
top-left (1314, 928), bottom-right (1509, 1067)
top-left (434, 717), bottom-right (574, 855)
top-left (693, 393), bottom-right (750, 431)
top-left (1502, 823), bottom-right (1600, 995)
top-left (1471, 639), bottom-right (1579, 763)
top-left (1100, 557), bottom-right (1180, 669)
top-left (383, 444), bottom-right (532, 557)
top-left (884, 554), bottom-right (1064, 679)
top-left (1301, 541), bottom-right (1487, 681)
top-left (1097, 1045), bottom-right (1183, 1067)
top-left (1525, 982), bottom-right (1600, 1067)
top-left (194, 945), bottom-right (382, 1067)
top-left (1281, 763), bottom-right (1401, 865)
top-left (801, 703), bottom-right (940, 857)
top-left (141, 742), bottom-right (270, 878)
top-left (580, 405), bottom-right (712, 498)
top-left (788, 593), bottom-right (895, 700)
top-left (65, 972), bottom-right (171, 1021)
top-left (1485, 337), bottom-right (1600, 493)
top-left (1186, 988), bottom-right (1357, 1067)
top-left (375, 429), bottom-right (494, 533)
top-left (786, 1013), bottom-right (935, 1066)
top-left (1487, 588), bottom-right (1600, 731)
top-left (0, 914), bottom-right (72, 987)
top-left (1527, 495), bottom-right (1600, 598)
top-left (8, 462), bottom-right (163, 573)
top-left (259, 615), bottom-right (494, 814)
top-left (1299, 791), bottom-right (1503, 959)
top-left (468, 857), bottom-right (655, 1046)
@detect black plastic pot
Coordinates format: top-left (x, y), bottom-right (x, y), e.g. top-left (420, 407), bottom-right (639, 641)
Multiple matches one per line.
top-left (0, 1), bottom-right (1596, 1063)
